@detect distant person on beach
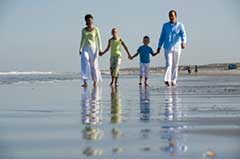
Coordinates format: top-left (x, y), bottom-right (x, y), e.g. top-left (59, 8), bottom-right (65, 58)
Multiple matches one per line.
top-left (194, 65), bottom-right (198, 73)
top-left (100, 28), bottom-right (131, 87)
top-left (131, 36), bottom-right (159, 86)
top-left (157, 10), bottom-right (187, 86)
top-left (187, 65), bottom-right (191, 74)
top-left (79, 14), bottom-right (102, 88)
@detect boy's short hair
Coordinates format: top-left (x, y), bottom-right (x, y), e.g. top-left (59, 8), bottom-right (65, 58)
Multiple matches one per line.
top-left (143, 36), bottom-right (150, 40)
top-left (85, 14), bottom-right (93, 21)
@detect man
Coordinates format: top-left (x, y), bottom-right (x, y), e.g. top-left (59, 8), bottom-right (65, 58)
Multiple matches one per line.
top-left (157, 10), bottom-right (187, 86)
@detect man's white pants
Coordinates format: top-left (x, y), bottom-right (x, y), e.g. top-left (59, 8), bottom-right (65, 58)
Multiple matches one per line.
top-left (164, 50), bottom-right (181, 83)
top-left (81, 46), bottom-right (102, 82)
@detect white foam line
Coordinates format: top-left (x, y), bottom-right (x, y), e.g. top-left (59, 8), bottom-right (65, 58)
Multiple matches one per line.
top-left (0, 71), bottom-right (53, 75)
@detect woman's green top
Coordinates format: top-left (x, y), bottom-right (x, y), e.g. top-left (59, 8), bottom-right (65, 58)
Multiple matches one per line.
top-left (80, 27), bottom-right (102, 51)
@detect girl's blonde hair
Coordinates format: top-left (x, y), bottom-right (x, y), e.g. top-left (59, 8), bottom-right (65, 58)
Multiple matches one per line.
top-left (111, 28), bottom-right (117, 34)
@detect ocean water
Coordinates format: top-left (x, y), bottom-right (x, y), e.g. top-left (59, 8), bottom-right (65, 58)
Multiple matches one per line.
top-left (0, 72), bottom-right (240, 159)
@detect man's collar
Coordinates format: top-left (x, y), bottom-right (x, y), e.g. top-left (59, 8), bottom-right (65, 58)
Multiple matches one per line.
top-left (170, 21), bottom-right (178, 25)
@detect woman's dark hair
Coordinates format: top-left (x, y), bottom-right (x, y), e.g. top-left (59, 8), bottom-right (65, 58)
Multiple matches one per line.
top-left (85, 14), bottom-right (93, 22)
top-left (169, 10), bottom-right (177, 17)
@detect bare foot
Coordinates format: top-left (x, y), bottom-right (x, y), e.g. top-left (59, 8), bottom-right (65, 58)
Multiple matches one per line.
top-left (171, 82), bottom-right (176, 86)
top-left (165, 81), bottom-right (170, 87)
top-left (82, 83), bottom-right (87, 88)
top-left (144, 83), bottom-right (148, 86)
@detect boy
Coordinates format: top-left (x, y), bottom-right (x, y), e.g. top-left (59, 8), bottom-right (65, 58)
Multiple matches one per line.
top-left (131, 36), bottom-right (159, 86)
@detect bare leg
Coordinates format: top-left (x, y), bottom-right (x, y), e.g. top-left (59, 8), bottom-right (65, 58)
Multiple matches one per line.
top-left (93, 81), bottom-right (97, 88)
top-left (139, 76), bottom-right (142, 85)
top-left (110, 76), bottom-right (114, 86)
top-left (115, 74), bottom-right (119, 86)
top-left (144, 77), bottom-right (148, 86)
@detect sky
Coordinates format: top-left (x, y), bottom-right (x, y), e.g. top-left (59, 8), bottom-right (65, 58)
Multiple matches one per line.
top-left (0, 0), bottom-right (239, 72)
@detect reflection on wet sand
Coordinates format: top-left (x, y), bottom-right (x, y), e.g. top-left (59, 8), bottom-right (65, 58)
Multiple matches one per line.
top-left (83, 147), bottom-right (103, 157)
top-left (81, 87), bottom-right (102, 125)
top-left (111, 86), bottom-right (122, 124)
top-left (139, 86), bottom-right (152, 141)
top-left (82, 126), bottom-right (103, 141)
top-left (161, 87), bottom-right (188, 156)
top-left (140, 86), bottom-right (150, 121)
top-left (81, 87), bottom-right (103, 157)
top-left (110, 86), bottom-right (124, 154)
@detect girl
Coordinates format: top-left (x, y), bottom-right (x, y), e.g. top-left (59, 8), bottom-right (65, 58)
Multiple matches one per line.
top-left (100, 28), bottom-right (131, 86)
top-left (79, 14), bottom-right (102, 88)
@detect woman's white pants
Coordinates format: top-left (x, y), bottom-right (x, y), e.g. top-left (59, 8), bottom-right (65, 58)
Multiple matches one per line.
top-left (81, 46), bottom-right (102, 82)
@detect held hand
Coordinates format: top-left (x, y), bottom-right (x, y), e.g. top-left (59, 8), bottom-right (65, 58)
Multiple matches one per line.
top-left (79, 50), bottom-right (81, 55)
top-left (181, 43), bottom-right (186, 49)
top-left (157, 48), bottom-right (161, 53)
top-left (128, 55), bottom-right (132, 60)
top-left (153, 52), bottom-right (159, 56)
top-left (99, 51), bottom-right (105, 56)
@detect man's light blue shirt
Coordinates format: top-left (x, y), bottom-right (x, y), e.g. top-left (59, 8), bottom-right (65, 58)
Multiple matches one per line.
top-left (158, 21), bottom-right (187, 52)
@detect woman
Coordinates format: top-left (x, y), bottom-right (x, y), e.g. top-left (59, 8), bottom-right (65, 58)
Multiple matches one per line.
top-left (79, 14), bottom-right (102, 87)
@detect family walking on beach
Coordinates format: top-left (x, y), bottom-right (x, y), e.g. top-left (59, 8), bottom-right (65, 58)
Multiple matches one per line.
top-left (79, 10), bottom-right (187, 87)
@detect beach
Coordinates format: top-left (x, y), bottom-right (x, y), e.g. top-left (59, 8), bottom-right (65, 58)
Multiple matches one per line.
top-left (111, 63), bottom-right (240, 76)
top-left (0, 73), bottom-right (240, 159)
top-left (1, 0), bottom-right (240, 158)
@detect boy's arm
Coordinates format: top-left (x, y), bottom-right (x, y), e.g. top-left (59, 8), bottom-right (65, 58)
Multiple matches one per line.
top-left (150, 47), bottom-right (158, 56)
top-left (152, 52), bottom-right (159, 56)
top-left (100, 39), bottom-right (111, 56)
top-left (131, 52), bottom-right (139, 59)
top-left (151, 48), bottom-right (159, 56)
top-left (121, 40), bottom-right (131, 59)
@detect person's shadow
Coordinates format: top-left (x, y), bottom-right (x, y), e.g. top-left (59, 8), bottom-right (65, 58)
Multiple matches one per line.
top-left (81, 87), bottom-right (103, 157)
top-left (160, 87), bottom-right (188, 156)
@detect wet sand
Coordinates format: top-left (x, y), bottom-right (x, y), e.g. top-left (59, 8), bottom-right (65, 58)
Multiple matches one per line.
top-left (106, 69), bottom-right (240, 77)
top-left (178, 69), bottom-right (240, 76)
top-left (184, 128), bottom-right (240, 137)
top-left (0, 74), bottom-right (240, 158)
